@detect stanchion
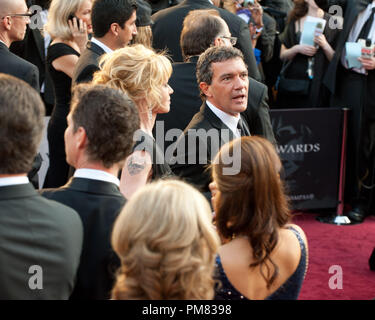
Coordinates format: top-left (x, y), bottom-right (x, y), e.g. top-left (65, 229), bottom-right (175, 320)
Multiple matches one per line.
top-left (317, 108), bottom-right (351, 225)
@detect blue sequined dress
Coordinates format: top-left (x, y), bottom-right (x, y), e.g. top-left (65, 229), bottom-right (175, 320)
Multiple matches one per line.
top-left (214, 226), bottom-right (307, 300)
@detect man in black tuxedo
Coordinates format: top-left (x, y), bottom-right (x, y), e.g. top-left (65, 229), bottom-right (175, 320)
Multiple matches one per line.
top-left (41, 84), bottom-right (139, 300)
top-left (10, 0), bottom-right (54, 115)
top-left (0, 0), bottom-right (39, 91)
top-left (169, 46), bottom-right (251, 196)
top-left (72, 0), bottom-right (138, 86)
top-left (0, 74), bottom-right (83, 299)
top-left (157, 10), bottom-right (275, 152)
top-left (151, 0), bottom-right (262, 81)
top-left (324, 0), bottom-right (375, 222)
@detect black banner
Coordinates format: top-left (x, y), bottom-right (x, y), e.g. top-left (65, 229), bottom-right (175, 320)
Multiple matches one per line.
top-left (270, 108), bottom-right (344, 210)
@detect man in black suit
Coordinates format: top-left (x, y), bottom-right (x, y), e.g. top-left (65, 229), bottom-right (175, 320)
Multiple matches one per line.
top-left (0, 0), bottom-right (39, 91)
top-left (0, 74), bottom-right (83, 299)
top-left (324, 0), bottom-right (375, 222)
top-left (41, 84), bottom-right (139, 299)
top-left (151, 0), bottom-right (262, 81)
top-left (169, 46), bottom-right (251, 196)
top-left (72, 0), bottom-right (138, 86)
top-left (157, 10), bottom-right (275, 152)
top-left (10, 0), bottom-right (54, 115)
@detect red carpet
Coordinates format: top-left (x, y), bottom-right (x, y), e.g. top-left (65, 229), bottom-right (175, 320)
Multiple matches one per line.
top-left (292, 212), bottom-right (375, 300)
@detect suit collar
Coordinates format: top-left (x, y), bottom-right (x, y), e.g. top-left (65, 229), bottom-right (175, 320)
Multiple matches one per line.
top-left (202, 102), bottom-right (235, 145)
top-left (63, 177), bottom-right (123, 197)
top-left (0, 41), bottom-right (9, 51)
top-left (86, 40), bottom-right (106, 56)
top-left (0, 183), bottom-right (38, 200)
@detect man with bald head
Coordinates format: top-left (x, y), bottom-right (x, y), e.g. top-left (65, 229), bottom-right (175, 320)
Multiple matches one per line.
top-left (0, 0), bottom-right (39, 91)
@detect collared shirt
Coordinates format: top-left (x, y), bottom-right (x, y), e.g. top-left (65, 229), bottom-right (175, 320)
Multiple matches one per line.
top-left (0, 39), bottom-right (8, 47)
top-left (91, 37), bottom-right (113, 54)
top-left (206, 100), bottom-right (241, 138)
top-left (342, 1), bottom-right (375, 74)
top-left (0, 176), bottom-right (29, 187)
top-left (74, 168), bottom-right (120, 187)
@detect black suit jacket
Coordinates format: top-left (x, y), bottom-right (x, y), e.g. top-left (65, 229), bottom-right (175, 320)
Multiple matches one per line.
top-left (151, 0), bottom-right (261, 81)
top-left (10, 27), bottom-right (54, 107)
top-left (72, 41), bottom-right (106, 86)
top-left (169, 103), bottom-right (248, 195)
top-left (323, 0), bottom-right (371, 94)
top-left (41, 177), bottom-right (126, 300)
top-left (0, 183), bottom-right (83, 299)
top-left (0, 41), bottom-right (39, 91)
top-left (156, 56), bottom-right (275, 150)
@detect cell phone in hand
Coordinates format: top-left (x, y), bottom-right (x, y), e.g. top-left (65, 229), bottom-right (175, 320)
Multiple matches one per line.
top-left (68, 14), bottom-right (78, 22)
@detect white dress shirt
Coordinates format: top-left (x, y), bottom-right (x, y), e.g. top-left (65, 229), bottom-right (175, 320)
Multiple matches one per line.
top-left (91, 37), bottom-right (113, 54)
top-left (0, 176), bottom-right (29, 187)
top-left (206, 101), bottom-right (242, 138)
top-left (74, 168), bottom-right (120, 187)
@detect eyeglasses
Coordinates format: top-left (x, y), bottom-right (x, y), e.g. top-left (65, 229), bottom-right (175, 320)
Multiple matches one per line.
top-left (1, 12), bottom-right (33, 20)
top-left (220, 36), bottom-right (237, 46)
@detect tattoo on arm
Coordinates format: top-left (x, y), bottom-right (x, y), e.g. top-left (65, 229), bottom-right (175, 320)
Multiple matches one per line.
top-left (127, 155), bottom-right (146, 176)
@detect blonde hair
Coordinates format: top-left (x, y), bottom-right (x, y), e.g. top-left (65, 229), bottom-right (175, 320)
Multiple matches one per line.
top-left (131, 26), bottom-right (153, 48)
top-left (45, 0), bottom-right (87, 40)
top-left (111, 180), bottom-right (220, 300)
top-left (93, 44), bottom-right (172, 112)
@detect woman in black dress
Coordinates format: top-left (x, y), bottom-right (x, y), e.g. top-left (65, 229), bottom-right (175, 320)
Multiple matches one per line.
top-left (277, 0), bottom-right (339, 108)
top-left (93, 44), bottom-right (174, 199)
top-left (43, 0), bottom-right (92, 188)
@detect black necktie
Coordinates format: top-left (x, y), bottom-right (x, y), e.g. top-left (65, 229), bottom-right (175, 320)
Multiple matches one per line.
top-left (357, 7), bottom-right (375, 41)
top-left (237, 118), bottom-right (250, 137)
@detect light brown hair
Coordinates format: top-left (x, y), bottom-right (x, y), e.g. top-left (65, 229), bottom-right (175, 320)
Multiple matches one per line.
top-left (212, 136), bottom-right (291, 289)
top-left (0, 74), bottom-right (45, 174)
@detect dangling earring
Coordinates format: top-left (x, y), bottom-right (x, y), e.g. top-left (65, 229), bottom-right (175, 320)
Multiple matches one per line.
top-left (148, 108), bottom-right (153, 121)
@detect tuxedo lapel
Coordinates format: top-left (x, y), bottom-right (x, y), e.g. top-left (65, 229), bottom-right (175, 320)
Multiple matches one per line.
top-left (203, 103), bottom-right (235, 146)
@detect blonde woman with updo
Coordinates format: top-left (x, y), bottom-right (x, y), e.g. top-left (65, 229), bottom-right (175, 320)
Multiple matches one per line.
top-left (111, 179), bottom-right (220, 300)
top-left (93, 44), bottom-right (174, 199)
top-left (43, 0), bottom-right (92, 188)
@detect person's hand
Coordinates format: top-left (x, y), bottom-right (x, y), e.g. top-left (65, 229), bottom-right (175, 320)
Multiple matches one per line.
top-left (295, 44), bottom-right (318, 56)
top-left (248, 2), bottom-right (263, 28)
top-left (314, 34), bottom-right (329, 50)
top-left (358, 56), bottom-right (375, 70)
top-left (68, 17), bottom-right (88, 52)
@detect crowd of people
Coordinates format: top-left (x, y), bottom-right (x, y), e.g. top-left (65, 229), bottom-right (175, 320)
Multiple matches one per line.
top-left (0, 0), bottom-right (373, 300)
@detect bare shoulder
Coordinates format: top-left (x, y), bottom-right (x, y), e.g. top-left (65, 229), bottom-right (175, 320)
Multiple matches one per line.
top-left (284, 223), bottom-right (308, 245)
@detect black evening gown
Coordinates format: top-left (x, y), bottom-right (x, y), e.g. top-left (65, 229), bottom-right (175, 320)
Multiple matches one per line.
top-left (44, 43), bottom-right (79, 188)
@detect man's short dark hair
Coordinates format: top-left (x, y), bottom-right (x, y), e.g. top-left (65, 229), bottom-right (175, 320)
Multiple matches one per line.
top-left (70, 84), bottom-right (139, 168)
top-left (0, 74), bottom-right (45, 174)
top-left (196, 46), bottom-right (245, 98)
top-left (92, 0), bottom-right (137, 38)
top-left (180, 9), bottom-right (225, 60)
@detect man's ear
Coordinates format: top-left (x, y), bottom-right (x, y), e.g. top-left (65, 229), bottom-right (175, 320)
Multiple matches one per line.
top-left (199, 82), bottom-right (212, 98)
top-left (2, 16), bottom-right (12, 31)
top-left (76, 127), bottom-right (87, 150)
top-left (110, 23), bottom-right (120, 36)
top-left (213, 37), bottom-right (223, 47)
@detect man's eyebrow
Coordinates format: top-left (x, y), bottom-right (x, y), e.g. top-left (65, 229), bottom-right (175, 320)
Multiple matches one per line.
top-left (219, 73), bottom-right (234, 79)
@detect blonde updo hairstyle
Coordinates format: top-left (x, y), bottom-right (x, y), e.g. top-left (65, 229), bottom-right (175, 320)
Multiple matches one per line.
top-left (93, 44), bottom-right (172, 113)
top-left (111, 180), bottom-right (220, 300)
top-left (45, 0), bottom-right (87, 40)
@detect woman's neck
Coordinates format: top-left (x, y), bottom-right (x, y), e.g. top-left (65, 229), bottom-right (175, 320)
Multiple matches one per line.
top-left (137, 99), bottom-right (156, 136)
top-left (307, 6), bottom-right (324, 18)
